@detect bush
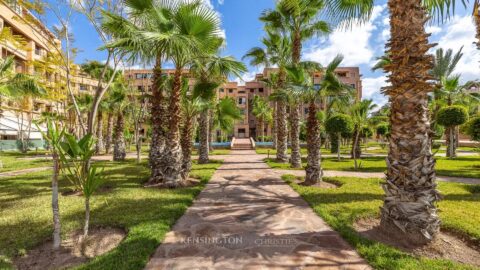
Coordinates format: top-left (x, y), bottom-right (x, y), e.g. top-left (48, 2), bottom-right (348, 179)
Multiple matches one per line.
top-left (466, 117), bottom-right (480, 141)
top-left (361, 126), bottom-right (373, 138)
top-left (437, 105), bottom-right (469, 127)
top-left (325, 114), bottom-right (354, 135)
top-left (376, 123), bottom-right (389, 136)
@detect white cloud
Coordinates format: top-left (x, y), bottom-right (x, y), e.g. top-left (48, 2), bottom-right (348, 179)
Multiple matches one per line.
top-left (303, 5), bottom-right (386, 66)
top-left (235, 71), bottom-right (258, 86)
top-left (362, 75), bottom-right (389, 106)
top-left (431, 15), bottom-right (480, 82)
top-left (426, 26), bottom-right (442, 35)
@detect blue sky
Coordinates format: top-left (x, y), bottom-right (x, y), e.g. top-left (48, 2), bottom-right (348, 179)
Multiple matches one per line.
top-left (44, 0), bottom-right (479, 106)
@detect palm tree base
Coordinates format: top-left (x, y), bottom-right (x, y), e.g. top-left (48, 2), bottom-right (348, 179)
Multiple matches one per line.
top-left (379, 216), bottom-right (439, 246)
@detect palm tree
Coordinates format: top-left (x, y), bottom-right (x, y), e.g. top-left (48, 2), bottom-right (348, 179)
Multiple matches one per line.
top-left (350, 99), bottom-right (377, 169)
top-left (104, 0), bottom-right (223, 187)
top-left (261, 0), bottom-right (330, 168)
top-left (190, 55), bottom-right (246, 164)
top-left (252, 96), bottom-right (273, 141)
top-left (327, 0), bottom-right (463, 244)
top-left (212, 97), bottom-right (243, 142)
top-left (244, 29), bottom-right (292, 163)
top-left (109, 83), bottom-right (128, 161)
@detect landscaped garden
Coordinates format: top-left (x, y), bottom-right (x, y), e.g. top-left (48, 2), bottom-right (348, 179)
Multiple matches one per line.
top-left (0, 159), bottom-right (222, 269)
top-left (1, 0), bottom-right (480, 269)
top-left (282, 174), bottom-right (480, 269)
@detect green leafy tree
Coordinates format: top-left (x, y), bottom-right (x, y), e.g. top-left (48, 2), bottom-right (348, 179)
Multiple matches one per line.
top-left (252, 96), bottom-right (273, 142)
top-left (325, 114), bottom-right (353, 161)
top-left (437, 105), bottom-right (469, 157)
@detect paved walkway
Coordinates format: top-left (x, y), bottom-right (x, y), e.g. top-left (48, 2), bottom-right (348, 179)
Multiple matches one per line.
top-left (146, 150), bottom-right (370, 270)
top-left (0, 166), bottom-right (51, 178)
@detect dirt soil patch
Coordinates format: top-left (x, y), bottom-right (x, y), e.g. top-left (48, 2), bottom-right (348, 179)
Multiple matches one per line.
top-left (293, 177), bottom-right (340, 189)
top-left (14, 227), bottom-right (125, 270)
top-left (144, 178), bottom-right (201, 189)
top-left (355, 218), bottom-right (480, 267)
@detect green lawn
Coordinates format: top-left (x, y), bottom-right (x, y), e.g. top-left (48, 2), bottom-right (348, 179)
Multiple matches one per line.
top-left (0, 151), bottom-right (51, 173)
top-left (282, 174), bottom-right (480, 270)
top-left (265, 156), bottom-right (480, 178)
top-left (192, 149), bottom-right (231, 155)
top-left (0, 159), bottom-right (222, 269)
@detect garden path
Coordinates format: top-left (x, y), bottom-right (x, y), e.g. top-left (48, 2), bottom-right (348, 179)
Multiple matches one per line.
top-left (145, 150), bottom-right (370, 270)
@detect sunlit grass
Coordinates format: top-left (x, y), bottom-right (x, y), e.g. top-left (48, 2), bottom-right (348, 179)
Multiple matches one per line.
top-left (266, 156), bottom-right (480, 178)
top-left (0, 159), bottom-right (222, 269)
top-left (283, 174), bottom-right (480, 270)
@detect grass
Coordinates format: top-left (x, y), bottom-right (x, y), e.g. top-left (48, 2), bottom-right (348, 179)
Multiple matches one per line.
top-left (266, 155), bottom-right (480, 178)
top-left (0, 159), bottom-right (222, 269)
top-left (0, 151), bottom-right (52, 173)
top-left (192, 149), bottom-right (231, 155)
top-left (282, 174), bottom-right (480, 270)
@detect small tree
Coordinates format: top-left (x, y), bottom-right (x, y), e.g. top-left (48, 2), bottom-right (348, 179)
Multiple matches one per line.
top-left (466, 116), bottom-right (480, 142)
top-left (437, 105), bottom-right (468, 157)
top-left (59, 133), bottom-right (104, 245)
top-left (325, 114), bottom-right (353, 161)
top-left (376, 123), bottom-right (389, 140)
top-left (37, 119), bottom-right (64, 249)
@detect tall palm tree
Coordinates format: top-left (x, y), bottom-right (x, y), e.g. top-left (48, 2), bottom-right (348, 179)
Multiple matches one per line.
top-left (261, 0), bottom-right (330, 168)
top-left (381, 0), bottom-right (441, 244)
top-left (327, 0), bottom-right (463, 244)
top-left (190, 55), bottom-right (246, 164)
top-left (244, 29), bottom-right (292, 163)
top-left (103, 0), bottom-right (222, 187)
top-left (252, 96), bottom-right (273, 141)
top-left (110, 83), bottom-right (128, 161)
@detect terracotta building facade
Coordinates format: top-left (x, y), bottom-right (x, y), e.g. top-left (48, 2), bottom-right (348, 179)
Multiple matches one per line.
top-left (125, 67), bottom-right (362, 140)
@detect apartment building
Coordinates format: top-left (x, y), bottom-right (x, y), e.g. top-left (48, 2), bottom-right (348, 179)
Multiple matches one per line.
top-left (124, 66), bottom-right (362, 140)
top-left (0, 0), bottom-right (100, 148)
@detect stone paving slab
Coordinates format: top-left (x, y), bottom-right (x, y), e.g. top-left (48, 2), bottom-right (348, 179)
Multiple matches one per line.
top-left (145, 150), bottom-right (370, 270)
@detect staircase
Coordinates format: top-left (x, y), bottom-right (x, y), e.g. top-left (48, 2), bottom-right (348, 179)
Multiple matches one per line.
top-left (231, 138), bottom-right (254, 150)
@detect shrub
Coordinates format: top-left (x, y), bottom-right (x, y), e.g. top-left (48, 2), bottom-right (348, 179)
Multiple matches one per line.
top-left (466, 117), bottom-right (480, 141)
top-left (361, 126), bottom-right (373, 138)
top-left (437, 105), bottom-right (468, 127)
top-left (376, 123), bottom-right (389, 136)
top-left (325, 114), bottom-right (354, 135)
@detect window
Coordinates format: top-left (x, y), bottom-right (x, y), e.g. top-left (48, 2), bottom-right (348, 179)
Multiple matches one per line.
top-left (219, 88), bottom-right (224, 93)
top-left (314, 84), bottom-right (320, 90)
top-left (80, 84), bottom-right (88, 91)
top-left (249, 89), bottom-right (254, 93)
top-left (337, 72), bottom-right (347, 77)
top-left (259, 88), bottom-right (264, 93)
top-left (304, 108), bottom-right (309, 114)
top-left (350, 83), bottom-right (356, 88)
top-left (138, 85), bottom-right (144, 92)
top-left (135, 73), bottom-right (151, 79)
top-left (228, 89), bottom-right (234, 93)
top-left (135, 73), bottom-right (143, 79)
top-left (238, 90), bottom-right (245, 94)
top-left (238, 97), bottom-right (246, 105)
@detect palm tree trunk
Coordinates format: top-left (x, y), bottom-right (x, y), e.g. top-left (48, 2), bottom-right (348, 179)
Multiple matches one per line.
top-left (148, 55), bottom-right (169, 183)
top-left (351, 128), bottom-right (362, 159)
top-left (105, 113), bottom-right (114, 154)
top-left (276, 100), bottom-right (288, 162)
top-left (198, 110), bottom-right (209, 164)
top-left (289, 103), bottom-right (301, 168)
top-left (209, 110), bottom-right (214, 151)
top-left (304, 101), bottom-right (321, 185)
top-left (337, 134), bottom-right (341, 161)
top-left (475, 2), bottom-right (480, 50)
top-left (272, 101), bottom-right (277, 148)
top-left (95, 111), bottom-right (104, 154)
top-left (52, 152), bottom-right (61, 249)
top-left (181, 115), bottom-right (195, 179)
top-left (353, 130), bottom-right (361, 170)
top-left (113, 112), bottom-right (126, 161)
top-left (380, 0), bottom-right (440, 245)
top-left (259, 119), bottom-right (264, 141)
top-left (161, 67), bottom-right (184, 187)
top-left (445, 126), bottom-right (457, 158)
